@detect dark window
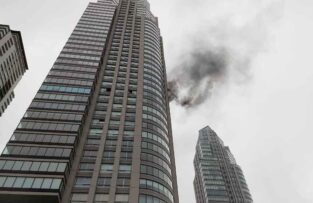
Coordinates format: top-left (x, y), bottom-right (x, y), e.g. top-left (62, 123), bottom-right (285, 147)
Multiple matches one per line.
top-left (75, 177), bottom-right (91, 188)
top-left (97, 178), bottom-right (111, 187)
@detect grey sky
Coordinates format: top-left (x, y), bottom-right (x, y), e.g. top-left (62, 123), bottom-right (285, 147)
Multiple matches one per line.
top-left (1, 0), bottom-right (313, 202)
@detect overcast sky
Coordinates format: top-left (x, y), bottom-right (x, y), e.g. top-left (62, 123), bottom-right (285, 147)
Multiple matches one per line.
top-left (1, 0), bottom-right (313, 202)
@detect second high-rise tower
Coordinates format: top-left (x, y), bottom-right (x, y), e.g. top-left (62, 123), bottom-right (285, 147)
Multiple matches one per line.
top-left (193, 126), bottom-right (252, 203)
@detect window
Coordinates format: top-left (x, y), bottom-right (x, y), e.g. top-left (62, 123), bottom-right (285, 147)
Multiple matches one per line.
top-left (118, 165), bottom-right (131, 173)
top-left (47, 163), bottom-right (57, 172)
top-left (12, 161), bottom-right (23, 170)
top-left (51, 179), bottom-right (62, 189)
top-left (122, 141), bottom-right (133, 147)
top-left (108, 130), bottom-right (119, 137)
top-left (94, 194), bottom-right (109, 203)
top-left (71, 193), bottom-right (88, 203)
top-left (120, 152), bottom-right (132, 160)
top-left (3, 161), bottom-right (14, 170)
top-left (110, 120), bottom-right (120, 126)
top-left (105, 140), bottom-right (117, 146)
top-left (89, 129), bottom-right (103, 137)
top-left (87, 139), bottom-right (100, 146)
top-left (111, 112), bottom-right (121, 117)
top-left (0, 160), bottom-right (66, 173)
top-left (97, 178), bottom-right (111, 187)
top-left (79, 163), bottom-right (94, 171)
top-left (115, 194), bottom-right (128, 203)
top-left (21, 162), bottom-right (32, 171)
top-left (13, 177), bottom-right (25, 188)
top-left (17, 121), bottom-right (80, 132)
top-left (124, 131), bottom-right (134, 137)
top-left (4, 177), bottom-right (15, 187)
top-left (0, 177), bottom-right (5, 187)
top-left (23, 178), bottom-right (34, 188)
top-left (83, 150), bottom-right (97, 158)
top-left (32, 178), bottom-right (44, 189)
top-left (139, 195), bottom-right (166, 203)
top-left (57, 163), bottom-right (67, 172)
top-left (0, 160), bottom-right (5, 169)
top-left (103, 151), bottom-right (115, 160)
top-left (75, 177), bottom-right (91, 188)
top-left (139, 179), bottom-right (173, 202)
top-left (39, 162), bottom-right (49, 171)
top-left (117, 178), bottom-right (130, 187)
top-left (0, 176), bottom-right (62, 190)
top-left (30, 162), bottom-right (40, 171)
top-left (101, 164), bottom-right (113, 172)
top-left (41, 178), bottom-right (53, 189)
top-left (3, 145), bottom-right (71, 158)
top-left (140, 165), bottom-right (172, 187)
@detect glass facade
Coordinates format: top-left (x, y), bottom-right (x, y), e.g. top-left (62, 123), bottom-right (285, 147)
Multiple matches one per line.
top-left (193, 126), bottom-right (253, 203)
top-left (0, 0), bottom-right (179, 203)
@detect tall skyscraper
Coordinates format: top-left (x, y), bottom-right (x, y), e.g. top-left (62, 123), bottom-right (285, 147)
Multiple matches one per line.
top-left (193, 126), bottom-right (253, 203)
top-left (0, 24), bottom-right (28, 116)
top-left (0, 0), bottom-right (179, 203)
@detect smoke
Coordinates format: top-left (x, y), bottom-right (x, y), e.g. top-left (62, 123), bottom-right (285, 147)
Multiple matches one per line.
top-left (168, 48), bottom-right (228, 107)
top-left (166, 0), bottom-right (283, 108)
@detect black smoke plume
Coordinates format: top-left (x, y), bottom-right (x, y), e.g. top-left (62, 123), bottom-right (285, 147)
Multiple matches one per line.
top-left (165, 0), bottom-right (283, 108)
top-left (168, 48), bottom-right (229, 107)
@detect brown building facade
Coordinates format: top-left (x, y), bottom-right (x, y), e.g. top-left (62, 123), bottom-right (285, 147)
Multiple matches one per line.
top-left (0, 0), bottom-right (179, 203)
top-left (0, 24), bottom-right (28, 116)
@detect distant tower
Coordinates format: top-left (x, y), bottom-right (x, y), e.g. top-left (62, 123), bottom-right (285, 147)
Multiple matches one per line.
top-left (0, 0), bottom-right (179, 202)
top-left (0, 24), bottom-right (28, 116)
top-left (193, 126), bottom-right (253, 203)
